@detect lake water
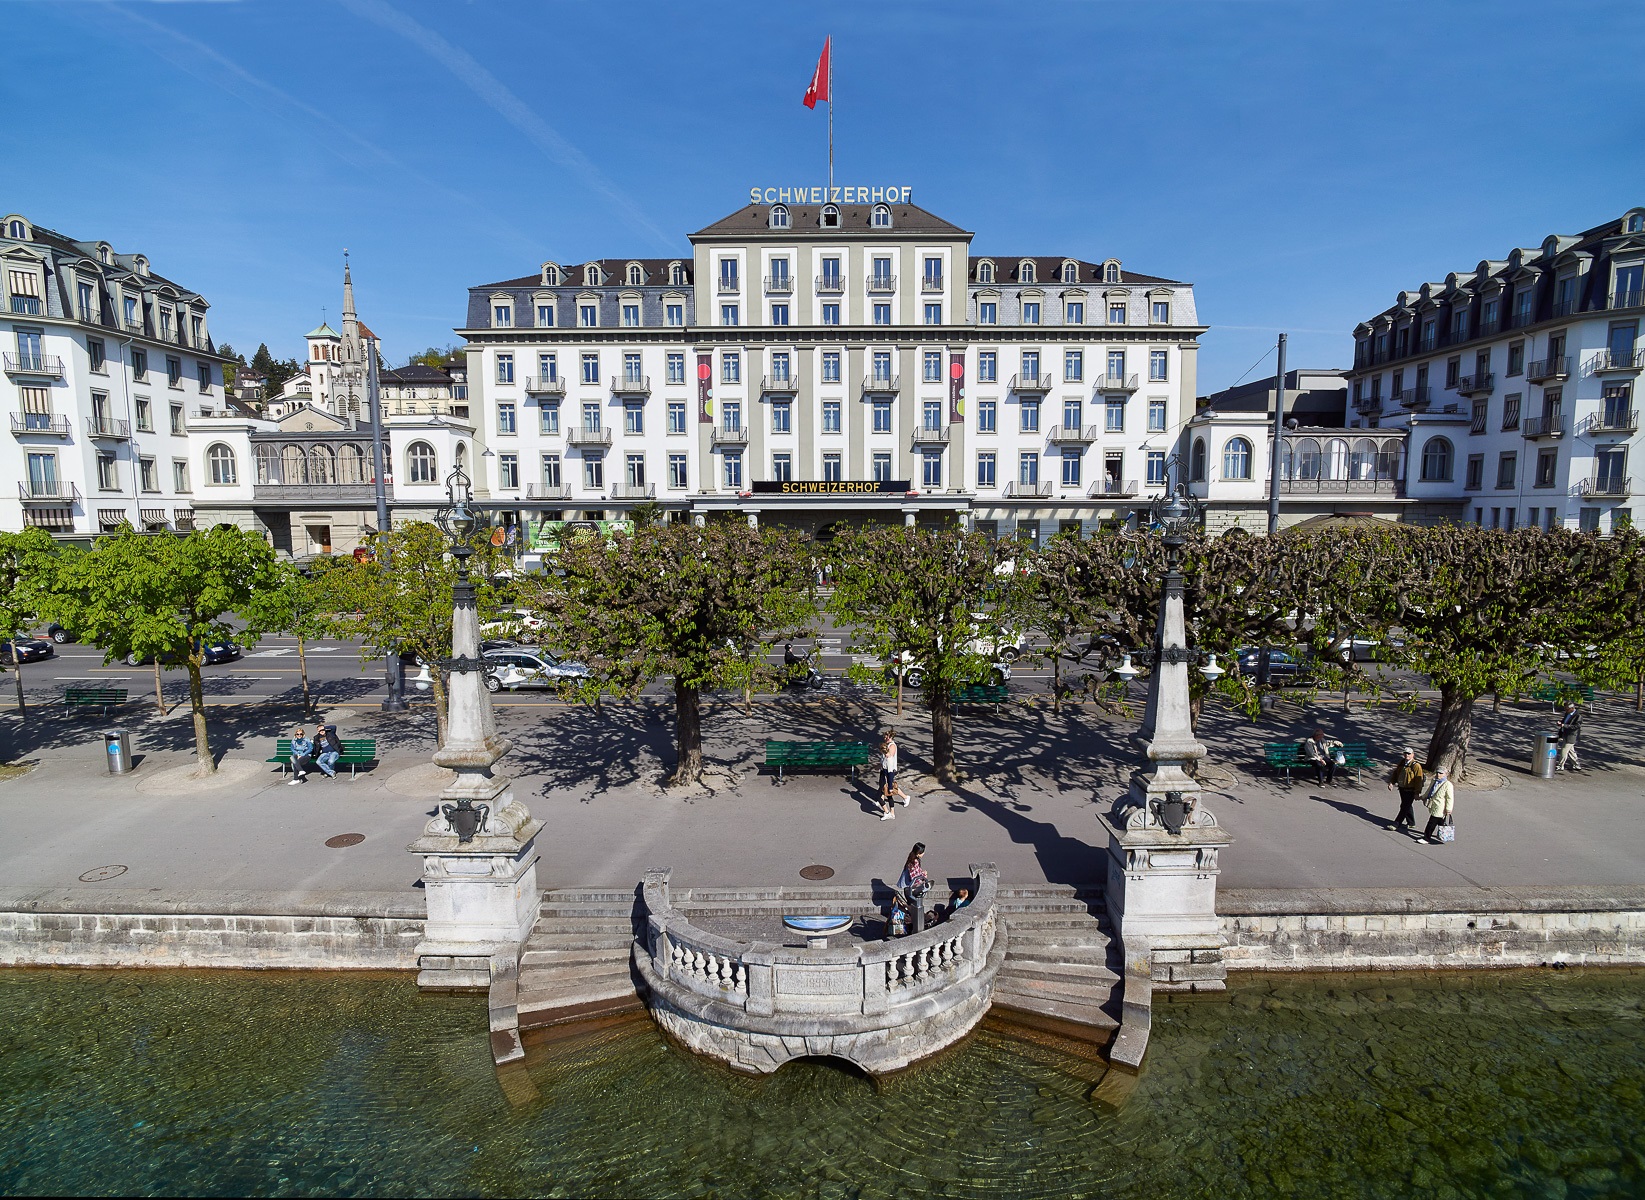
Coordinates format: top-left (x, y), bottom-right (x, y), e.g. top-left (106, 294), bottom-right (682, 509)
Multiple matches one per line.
top-left (0, 966), bottom-right (1640, 1198)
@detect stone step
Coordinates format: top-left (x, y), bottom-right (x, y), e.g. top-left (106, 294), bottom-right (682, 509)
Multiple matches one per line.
top-left (538, 903), bottom-right (640, 919)
top-left (520, 946), bottom-right (632, 969)
top-left (1005, 943), bottom-right (1115, 969)
top-left (520, 966), bottom-right (634, 996)
top-left (990, 987), bottom-right (1119, 1031)
top-left (517, 988), bottom-right (646, 1031)
top-left (517, 975), bottom-right (642, 1018)
top-left (994, 885), bottom-right (1103, 900)
top-left (1001, 916), bottom-right (1109, 931)
top-left (997, 959), bottom-right (1120, 990)
top-left (526, 931), bottom-right (634, 951)
top-left (994, 973), bottom-right (1120, 1009)
top-left (543, 888), bottom-right (640, 903)
top-left (986, 1005), bottom-right (1117, 1060)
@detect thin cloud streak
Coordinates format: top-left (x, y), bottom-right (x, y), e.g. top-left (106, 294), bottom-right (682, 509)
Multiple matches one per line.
top-left (338, 0), bottom-right (675, 251)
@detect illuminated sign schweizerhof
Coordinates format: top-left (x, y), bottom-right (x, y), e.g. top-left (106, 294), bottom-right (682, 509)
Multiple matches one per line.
top-left (749, 185), bottom-right (913, 205)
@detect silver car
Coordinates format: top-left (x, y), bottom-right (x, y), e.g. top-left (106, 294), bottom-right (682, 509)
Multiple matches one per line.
top-left (482, 648), bottom-right (589, 693)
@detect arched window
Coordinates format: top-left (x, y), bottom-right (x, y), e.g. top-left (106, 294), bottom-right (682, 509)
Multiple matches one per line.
top-left (1628, 212), bottom-right (1644, 233)
top-left (1296, 438), bottom-right (1321, 480)
top-left (338, 444), bottom-right (366, 484)
top-left (1019, 260), bottom-right (1036, 284)
top-left (1191, 437), bottom-right (1207, 482)
top-left (1377, 439), bottom-right (1402, 480)
top-left (1062, 262), bottom-right (1078, 283)
top-left (1420, 436), bottom-right (1453, 481)
top-left (769, 204), bottom-right (789, 229)
top-left (977, 261), bottom-right (994, 283)
top-left (820, 204), bottom-right (840, 228)
top-left (542, 264), bottom-right (559, 285)
top-left (281, 444), bottom-right (309, 484)
top-left (1222, 436), bottom-right (1253, 480)
top-left (254, 444), bottom-right (282, 484)
top-left (1325, 438), bottom-right (1349, 480)
top-left (7, 220), bottom-right (23, 239)
top-left (627, 264), bottom-right (643, 286)
top-left (669, 262), bottom-right (686, 286)
top-left (99, 245), bottom-right (110, 264)
top-left (584, 263), bottom-right (600, 286)
top-left (207, 443), bottom-right (237, 485)
top-left (1280, 440), bottom-right (1295, 480)
top-left (407, 441), bottom-right (437, 483)
top-left (871, 204), bottom-right (891, 228)
top-left (455, 442), bottom-right (467, 471)
top-left (309, 445), bottom-right (336, 485)
top-left (1349, 438), bottom-right (1376, 480)
top-left (1105, 262), bottom-right (1121, 283)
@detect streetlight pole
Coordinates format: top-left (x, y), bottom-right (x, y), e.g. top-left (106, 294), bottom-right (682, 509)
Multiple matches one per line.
top-left (368, 345), bottom-right (407, 712)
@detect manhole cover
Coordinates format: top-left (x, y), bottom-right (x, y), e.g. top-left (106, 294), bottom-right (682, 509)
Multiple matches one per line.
top-left (325, 833), bottom-right (366, 848)
top-left (799, 864), bottom-right (835, 880)
top-left (79, 865), bottom-right (128, 882)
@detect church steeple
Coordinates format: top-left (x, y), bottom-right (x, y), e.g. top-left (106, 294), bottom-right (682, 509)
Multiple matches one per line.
top-left (341, 248), bottom-right (361, 368)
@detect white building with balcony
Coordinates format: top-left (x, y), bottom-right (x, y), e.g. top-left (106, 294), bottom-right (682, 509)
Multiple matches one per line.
top-left (2, 212), bottom-right (224, 541)
top-left (1345, 206), bottom-right (1645, 534)
top-left (457, 197), bottom-right (1202, 546)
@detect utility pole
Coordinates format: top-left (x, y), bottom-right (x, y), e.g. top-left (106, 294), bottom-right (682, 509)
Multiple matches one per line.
top-left (369, 339), bottom-right (407, 712)
top-left (1268, 333), bottom-right (1287, 535)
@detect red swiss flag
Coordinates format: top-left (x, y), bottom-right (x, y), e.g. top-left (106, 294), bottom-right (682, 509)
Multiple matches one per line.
top-left (803, 37), bottom-right (830, 109)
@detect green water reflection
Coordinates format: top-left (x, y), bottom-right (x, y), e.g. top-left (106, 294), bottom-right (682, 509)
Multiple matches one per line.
top-left (0, 967), bottom-right (1640, 1198)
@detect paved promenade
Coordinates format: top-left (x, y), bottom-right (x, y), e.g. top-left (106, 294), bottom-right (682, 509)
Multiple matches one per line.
top-left (2, 686), bottom-right (1641, 904)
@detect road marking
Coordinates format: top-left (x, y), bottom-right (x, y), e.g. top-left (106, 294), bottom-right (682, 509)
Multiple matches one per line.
top-left (54, 675), bottom-right (129, 681)
top-left (247, 649), bottom-right (296, 658)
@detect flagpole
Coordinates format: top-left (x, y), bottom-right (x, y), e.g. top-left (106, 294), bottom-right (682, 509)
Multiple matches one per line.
top-left (827, 38), bottom-right (834, 196)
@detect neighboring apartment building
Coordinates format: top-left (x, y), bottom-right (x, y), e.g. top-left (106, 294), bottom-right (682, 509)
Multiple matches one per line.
top-left (2, 212), bottom-right (224, 541)
top-left (1344, 207), bottom-right (1645, 535)
top-left (458, 196), bottom-right (1202, 548)
top-left (379, 361), bottom-right (469, 419)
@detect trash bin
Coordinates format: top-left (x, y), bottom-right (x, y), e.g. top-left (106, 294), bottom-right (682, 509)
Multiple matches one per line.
top-left (104, 728), bottom-right (132, 775)
top-left (1531, 733), bottom-right (1558, 779)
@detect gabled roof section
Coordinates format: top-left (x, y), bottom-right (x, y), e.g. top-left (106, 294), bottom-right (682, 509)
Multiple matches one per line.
top-left (473, 257), bottom-right (691, 290)
top-left (690, 204), bottom-right (970, 239)
top-left (967, 256), bottom-right (1183, 287)
top-left (306, 322), bottom-right (340, 339)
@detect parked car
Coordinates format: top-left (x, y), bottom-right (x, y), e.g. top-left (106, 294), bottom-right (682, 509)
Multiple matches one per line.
top-left (967, 613), bottom-right (1027, 662)
top-left (43, 623), bottom-right (77, 644)
top-left (0, 638), bottom-right (55, 664)
top-left (887, 653), bottom-right (1011, 691)
top-left (124, 640), bottom-right (242, 666)
top-left (1233, 647), bottom-right (1316, 685)
top-left (482, 647), bottom-right (589, 692)
top-left (480, 609), bottom-right (547, 644)
top-left (1331, 634), bottom-right (1407, 663)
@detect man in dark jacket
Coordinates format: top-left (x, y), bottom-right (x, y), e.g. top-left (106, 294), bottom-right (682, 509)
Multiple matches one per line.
top-left (1385, 747), bottom-right (1425, 831)
top-left (1555, 702), bottom-right (1583, 772)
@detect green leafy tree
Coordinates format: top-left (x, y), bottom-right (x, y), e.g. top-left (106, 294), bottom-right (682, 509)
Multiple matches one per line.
top-left (0, 529), bottom-right (61, 715)
top-left (1545, 527), bottom-right (1645, 712)
top-left (249, 342), bottom-right (302, 400)
top-left (319, 524), bottom-right (509, 744)
top-left (45, 528), bottom-right (281, 776)
top-left (519, 522), bottom-right (817, 786)
top-left (242, 560), bottom-right (341, 714)
top-left (217, 344), bottom-right (247, 392)
top-left (826, 525), bottom-right (1015, 785)
top-left (408, 346), bottom-right (458, 369)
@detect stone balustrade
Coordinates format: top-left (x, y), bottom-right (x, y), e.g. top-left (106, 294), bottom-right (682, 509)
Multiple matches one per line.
top-left (634, 865), bottom-right (1003, 1075)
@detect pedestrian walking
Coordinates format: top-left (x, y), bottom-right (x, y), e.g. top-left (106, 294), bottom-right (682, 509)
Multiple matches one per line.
top-left (1300, 728), bottom-right (1345, 786)
top-left (1554, 702), bottom-right (1583, 772)
top-left (897, 842), bottom-right (932, 935)
top-left (877, 730), bottom-right (908, 819)
top-left (1385, 747), bottom-right (1425, 831)
top-left (287, 727), bottom-right (316, 785)
top-left (1420, 766), bottom-right (1456, 844)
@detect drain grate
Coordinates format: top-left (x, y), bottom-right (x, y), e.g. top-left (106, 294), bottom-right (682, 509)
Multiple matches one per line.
top-left (78, 865), bottom-right (128, 882)
top-left (325, 833), bottom-right (366, 848)
top-left (799, 864), bottom-right (835, 880)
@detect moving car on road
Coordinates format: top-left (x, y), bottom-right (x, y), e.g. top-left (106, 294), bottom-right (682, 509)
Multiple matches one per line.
top-left (0, 638), bottom-right (55, 664)
top-left (124, 640), bottom-right (242, 666)
top-left (482, 647), bottom-right (589, 692)
top-left (1233, 646), bottom-right (1316, 686)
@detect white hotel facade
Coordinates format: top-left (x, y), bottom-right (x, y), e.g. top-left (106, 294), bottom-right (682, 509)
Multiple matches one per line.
top-left (458, 198), bottom-right (1202, 540)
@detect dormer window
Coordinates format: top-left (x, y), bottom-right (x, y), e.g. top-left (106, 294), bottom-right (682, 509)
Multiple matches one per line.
top-left (871, 204), bottom-right (892, 229)
top-left (820, 204), bottom-right (840, 228)
top-left (584, 263), bottom-right (601, 286)
top-left (669, 262), bottom-right (686, 285)
top-left (98, 245), bottom-right (111, 264)
top-left (1104, 261), bottom-right (1121, 283)
top-left (770, 204), bottom-right (790, 229)
top-left (1062, 262), bottom-right (1078, 283)
top-left (6, 220), bottom-right (23, 239)
top-left (1019, 261), bottom-right (1035, 284)
top-left (977, 261), bottom-right (994, 283)
top-left (542, 263), bottom-right (560, 285)
top-left (627, 263), bottom-right (644, 286)
top-left (1628, 212), bottom-right (1645, 234)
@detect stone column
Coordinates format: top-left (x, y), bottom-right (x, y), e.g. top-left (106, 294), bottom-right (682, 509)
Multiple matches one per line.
top-left (408, 562), bottom-right (543, 991)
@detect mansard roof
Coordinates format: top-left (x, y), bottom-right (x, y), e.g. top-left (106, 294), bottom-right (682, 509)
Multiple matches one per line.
top-left (690, 203), bottom-right (970, 238)
top-left (476, 258), bottom-right (691, 290)
top-left (967, 256), bottom-right (1183, 287)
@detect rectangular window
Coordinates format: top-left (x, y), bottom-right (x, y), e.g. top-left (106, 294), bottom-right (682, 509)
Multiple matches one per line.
top-left (166, 356), bottom-right (182, 387)
top-left (584, 454), bottom-right (605, 489)
top-left (768, 452), bottom-right (791, 483)
top-left (873, 303), bottom-right (891, 325)
top-left (771, 400), bottom-right (791, 433)
top-left (723, 401), bottom-right (742, 432)
top-left (924, 351), bottom-right (942, 382)
top-left (977, 399), bottom-right (996, 432)
top-left (198, 361), bottom-right (212, 390)
top-left (1061, 449), bottom-right (1082, 487)
top-left (872, 451), bottom-right (892, 482)
top-left (923, 257), bottom-right (942, 287)
top-left (723, 451), bottom-right (743, 489)
top-left (139, 457), bottom-right (158, 493)
top-left (923, 399), bottom-right (944, 430)
top-left (1446, 357), bottom-right (1460, 388)
top-left (1020, 399), bottom-right (1040, 433)
top-left (1148, 399), bottom-right (1167, 433)
top-left (88, 338), bottom-right (106, 373)
top-left (822, 352), bottom-right (841, 382)
top-left (1021, 350), bottom-right (1041, 380)
top-left (541, 454), bottom-right (562, 488)
top-left (537, 304), bottom-right (555, 327)
top-left (872, 258), bottom-right (893, 286)
top-left (924, 304), bottom-right (942, 325)
top-left (822, 400), bottom-right (841, 432)
top-left (666, 304), bottom-right (683, 327)
top-left (499, 453), bottom-right (519, 490)
top-left (1064, 350), bottom-right (1083, 382)
top-left (922, 450), bottom-right (942, 488)
top-left (623, 352), bottom-right (643, 384)
top-left (1109, 301), bottom-right (1127, 324)
top-left (580, 304), bottom-right (598, 327)
top-left (173, 459), bottom-right (190, 492)
top-left (1107, 350), bottom-right (1126, 381)
top-left (872, 351), bottom-right (893, 382)
top-left (1579, 507), bottom-right (1600, 534)
top-left (1535, 448), bottom-right (1558, 488)
top-left (582, 401), bottom-right (602, 432)
top-left (497, 402), bottom-right (517, 434)
top-left (625, 453), bottom-right (645, 487)
top-left (1062, 398), bottom-right (1083, 429)
top-left (821, 258), bottom-right (842, 289)
top-left (822, 303), bottom-right (840, 325)
top-left (976, 452), bottom-right (996, 488)
top-left (1149, 349), bottom-right (1168, 381)
top-left (622, 303), bottom-right (640, 328)
top-left (666, 352), bottom-right (685, 384)
top-left (719, 259), bottom-right (739, 289)
top-left (721, 304), bottom-right (739, 327)
top-left (1019, 452), bottom-right (1040, 485)
top-left (1105, 396), bottom-right (1125, 432)
top-left (494, 304), bottom-right (512, 327)
top-left (540, 402), bottom-right (561, 435)
top-left (170, 403), bottom-right (184, 435)
top-left (771, 303), bottom-right (790, 326)
top-left (978, 351), bottom-right (997, 382)
top-left (872, 398), bottom-right (893, 433)
top-left (97, 452), bottom-right (118, 491)
top-left (979, 301), bottom-right (997, 325)
top-left (1466, 455), bottom-right (1484, 490)
top-left (1022, 301), bottom-right (1041, 325)
top-left (1152, 300), bottom-right (1170, 324)
top-left (1066, 301), bottom-right (1084, 325)
top-left (722, 352), bottom-right (741, 384)
top-left (581, 353), bottom-right (599, 384)
top-left (668, 453), bottom-right (688, 489)
top-left (539, 352), bottom-right (558, 382)
top-left (1502, 392), bottom-right (1521, 430)
top-left (132, 349), bottom-right (147, 382)
top-left (1507, 342), bottom-right (1524, 375)
top-left (1147, 450), bottom-right (1167, 485)
top-left (1496, 452), bottom-right (1517, 489)
top-left (135, 398), bottom-right (152, 432)
top-left (624, 402), bottom-right (644, 435)
top-left (823, 452), bottom-right (842, 482)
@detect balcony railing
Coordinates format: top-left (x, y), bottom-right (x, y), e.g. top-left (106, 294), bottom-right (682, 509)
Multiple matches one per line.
top-left (1047, 424), bottom-right (1099, 444)
top-left (1583, 408), bottom-right (1639, 435)
top-left (3, 352), bottom-right (64, 377)
top-left (1089, 478), bottom-right (1139, 498)
top-left (526, 483), bottom-right (572, 500)
top-left (1097, 373), bottom-right (1139, 392)
top-left (862, 374), bottom-right (900, 395)
top-left (1522, 413), bottom-right (1565, 439)
top-left (1010, 373), bottom-right (1051, 393)
top-left (711, 426), bottom-right (749, 446)
top-left (1580, 476), bottom-right (1632, 499)
top-left (1274, 477), bottom-right (1401, 495)
top-left (253, 482), bottom-right (380, 503)
top-left (865, 275), bottom-right (897, 294)
top-left (1400, 386), bottom-right (1432, 410)
top-left (1552, 297), bottom-right (1580, 317)
top-left (911, 425), bottom-right (951, 446)
top-left (1596, 348), bottom-right (1644, 373)
top-left (611, 375), bottom-right (650, 396)
top-left (611, 482), bottom-right (656, 500)
top-left (9, 296), bottom-right (42, 315)
top-left (1526, 356), bottom-right (1570, 383)
top-left (717, 276), bottom-right (741, 294)
top-left (763, 275), bottom-right (793, 294)
top-left (1003, 480), bottom-right (1054, 499)
top-left (567, 426), bottom-right (612, 447)
top-left (815, 275), bottom-right (844, 294)
top-left (1457, 373), bottom-right (1495, 396)
top-left (19, 480), bottom-right (81, 503)
top-left (1603, 289), bottom-right (1644, 312)
top-left (525, 376), bottom-right (565, 396)
top-left (10, 414), bottom-right (71, 437)
top-left (122, 318), bottom-right (145, 335)
top-left (87, 417), bottom-right (132, 440)
top-left (760, 374), bottom-right (799, 395)
top-left (920, 274), bottom-right (943, 293)
top-left (1419, 335), bottom-right (1438, 351)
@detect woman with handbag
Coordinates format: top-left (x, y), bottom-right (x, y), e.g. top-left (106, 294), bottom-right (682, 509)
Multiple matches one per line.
top-left (1421, 767), bottom-right (1455, 844)
top-left (897, 842), bottom-right (931, 935)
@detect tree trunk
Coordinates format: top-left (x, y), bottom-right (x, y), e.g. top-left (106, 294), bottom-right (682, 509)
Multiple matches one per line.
top-left (1635, 673), bottom-right (1642, 713)
top-left (1425, 684), bottom-right (1474, 778)
top-left (670, 679), bottom-right (703, 786)
top-left (11, 644), bottom-right (23, 714)
top-left (895, 666), bottom-right (904, 718)
top-left (1189, 689), bottom-right (1204, 732)
top-left (186, 658), bottom-right (214, 776)
top-left (1051, 652), bottom-right (1062, 715)
top-left (153, 659), bottom-right (166, 716)
top-left (296, 634), bottom-right (311, 714)
top-left (929, 684), bottom-right (957, 785)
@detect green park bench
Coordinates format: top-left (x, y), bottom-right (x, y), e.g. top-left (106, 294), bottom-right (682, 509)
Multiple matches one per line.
top-left (763, 739), bottom-right (873, 784)
top-left (267, 737), bottom-right (379, 778)
top-left (64, 685), bottom-right (128, 716)
top-left (1264, 741), bottom-right (1373, 784)
top-left (951, 684), bottom-right (1010, 710)
top-left (1530, 682), bottom-right (1595, 707)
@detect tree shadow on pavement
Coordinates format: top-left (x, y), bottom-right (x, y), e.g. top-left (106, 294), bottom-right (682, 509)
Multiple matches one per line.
top-left (1309, 790), bottom-right (1396, 830)
top-left (944, 781), bottom-right (1108, 886)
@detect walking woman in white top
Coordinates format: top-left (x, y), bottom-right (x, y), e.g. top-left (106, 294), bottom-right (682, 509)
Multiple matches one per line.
top-left (878, 730), bottom-right (909, 819)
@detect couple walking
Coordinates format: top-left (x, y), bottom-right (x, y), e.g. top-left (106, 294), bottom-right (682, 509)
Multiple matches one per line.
top-left (1385, 747), bottom-right (1456, 844)
top-left (876, 729), bottom-right (909, 819)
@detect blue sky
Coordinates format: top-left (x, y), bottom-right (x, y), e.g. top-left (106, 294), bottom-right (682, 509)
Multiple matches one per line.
top-left (7, 0), bottom-right (1643, 391)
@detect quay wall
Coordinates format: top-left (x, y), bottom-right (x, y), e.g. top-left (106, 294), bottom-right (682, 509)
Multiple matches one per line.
top-left (0, 888), bottom-right (423, 970)
top-left (1219, 886), bottom-right (1645, 971)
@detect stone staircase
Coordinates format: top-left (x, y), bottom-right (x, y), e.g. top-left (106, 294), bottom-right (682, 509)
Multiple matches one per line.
top-left (989, 884), bottom-right (1121, 1066)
